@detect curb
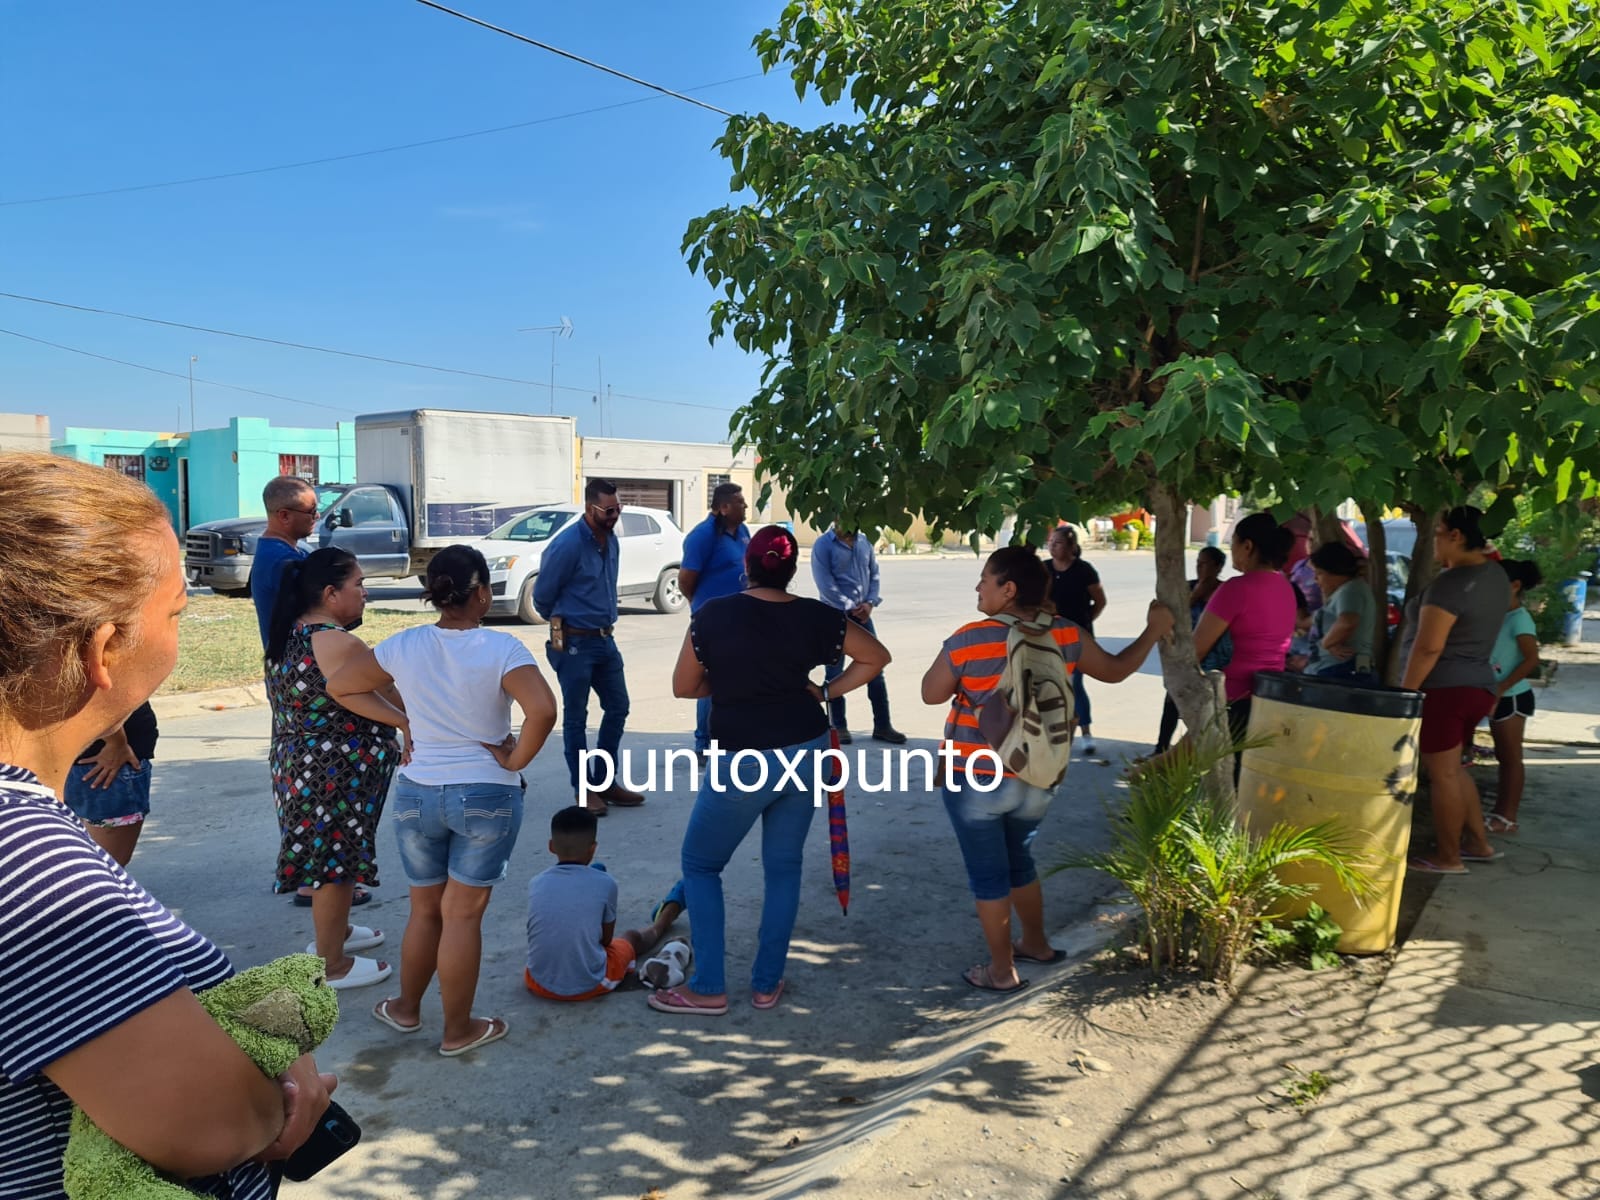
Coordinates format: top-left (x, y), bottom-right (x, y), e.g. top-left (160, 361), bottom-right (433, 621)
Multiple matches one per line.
top-left (741, 899), bottom-right (1136, 1198)
top-left (151, 683), bottom-right (267, 723)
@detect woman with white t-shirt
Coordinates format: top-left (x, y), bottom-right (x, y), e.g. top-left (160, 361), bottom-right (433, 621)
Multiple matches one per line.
top-left (329, 544), bottom-right (556, 1057)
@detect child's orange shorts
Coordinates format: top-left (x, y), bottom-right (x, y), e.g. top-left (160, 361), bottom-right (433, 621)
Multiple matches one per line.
top-left (525, 939), bottom-right (635, 1001)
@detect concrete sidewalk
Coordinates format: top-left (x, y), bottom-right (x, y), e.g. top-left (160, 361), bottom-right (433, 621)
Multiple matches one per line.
top-left (1283, 639), bottom-right (1600, 1198)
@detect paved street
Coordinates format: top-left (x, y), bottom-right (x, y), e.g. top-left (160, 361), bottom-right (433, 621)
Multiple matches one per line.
top-left (143, 551), bottom-right (1171, 1199)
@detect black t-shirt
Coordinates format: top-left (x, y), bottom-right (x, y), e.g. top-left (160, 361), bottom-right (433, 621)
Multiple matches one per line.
top-left (1049, 558), bottom-right (1101, 630)
top-left (81, 701), bottom-right (159, 762)
top-left (691, 594), bottom-right (847, 751)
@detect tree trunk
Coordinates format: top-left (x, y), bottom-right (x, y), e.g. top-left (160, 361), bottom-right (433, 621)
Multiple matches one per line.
top-left (1385, 505), bottom-right (1439, 684)
top-left (1149, 484), bottom-right (1233, 798)
top-left (1358, 499), bottom-right (1389, 681)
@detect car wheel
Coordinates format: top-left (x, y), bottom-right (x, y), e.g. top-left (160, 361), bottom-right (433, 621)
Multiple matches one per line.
top-left (517, 576), bottom-right (547, 626)
top-left (653, 567), bottom-right (686, 614)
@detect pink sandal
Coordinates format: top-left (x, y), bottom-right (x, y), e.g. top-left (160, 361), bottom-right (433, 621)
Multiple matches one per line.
top-left (752, 981), bottom-right (785, 1011)
top-left (647, 988), bottom-right (727, 1016)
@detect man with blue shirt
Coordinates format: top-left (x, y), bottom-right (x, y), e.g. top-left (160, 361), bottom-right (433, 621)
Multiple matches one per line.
top-left (249, 475), bottom-right (319, 650)
top-left (678, 482), bottom-right (751, 753)
top-left (811, 520), bottom-right (906, 745)
top-left (534, 478), bottom-right (646, 815)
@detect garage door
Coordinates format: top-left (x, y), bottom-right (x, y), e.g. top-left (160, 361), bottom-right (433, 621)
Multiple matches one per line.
top-left (613, 478), bottom-right (672, 516)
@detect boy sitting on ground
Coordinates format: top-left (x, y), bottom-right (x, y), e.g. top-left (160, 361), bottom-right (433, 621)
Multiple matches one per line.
top-left (525, 805), bottom-right (685, 1001)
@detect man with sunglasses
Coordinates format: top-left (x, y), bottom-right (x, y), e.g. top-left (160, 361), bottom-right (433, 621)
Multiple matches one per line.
top-left (249, 475), bottom-right (321, 649)
top-left (534, 478), bottom-right (646, 816)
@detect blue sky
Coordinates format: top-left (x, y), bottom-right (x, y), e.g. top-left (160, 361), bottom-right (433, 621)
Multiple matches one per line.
top-left (0, 2), bottom-right (815, 442)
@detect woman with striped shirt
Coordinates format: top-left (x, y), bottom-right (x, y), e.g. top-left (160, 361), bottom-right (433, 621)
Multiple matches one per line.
top-left (0, 454), bottom-right (334, 1200)
top-left (921, 546), bottom-right (1174, 993)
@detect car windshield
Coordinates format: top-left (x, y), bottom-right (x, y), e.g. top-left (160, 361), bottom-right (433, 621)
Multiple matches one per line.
top-left (314, 485), bottom-right (347, 514)
top-left (489, 508), bottom-right (576, 543)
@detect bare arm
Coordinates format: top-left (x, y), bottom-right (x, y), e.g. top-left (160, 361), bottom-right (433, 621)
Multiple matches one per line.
top-left (1191, 610), bottom-right (1230, 663)
top-left (672, 629), bottom-right (712, 699)
top-left (921, 652), bottom-right (959, 705)
top-left (77, 723), bottom-right (139, 789)
top-left (600, 919), bottom-right (615, 947)
top-left (1087, 583), bottom-right (1108, 623)
top-left (319, 636), bottom-right (409, 734)
top-left (1320, 612), bottom-right (1360, 653)
top-left (1401, 605), bottom-right (1458, 691)
top-left (43, 990), bottom-right (331, 1178)
top-left (484, 664), bottom-right (557, 773)
top-left (1078, 601), bottom-right (1176, 683)
top-left (1497, 632), bottom-right (1541, 697)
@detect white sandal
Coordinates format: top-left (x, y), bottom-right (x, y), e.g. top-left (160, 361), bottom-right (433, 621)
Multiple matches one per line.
top-left (306, 925), bottom-right (384, 955)
top-left (327, 956), bottom-right (391, 990)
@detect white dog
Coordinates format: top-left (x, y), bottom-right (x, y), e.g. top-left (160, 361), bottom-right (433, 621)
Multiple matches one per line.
top-left (639, 940), bottom-right (691, 990)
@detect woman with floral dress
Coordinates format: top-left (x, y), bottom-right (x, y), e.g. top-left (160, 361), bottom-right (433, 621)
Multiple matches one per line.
top-left (266, 547), bottom-right (405, 990)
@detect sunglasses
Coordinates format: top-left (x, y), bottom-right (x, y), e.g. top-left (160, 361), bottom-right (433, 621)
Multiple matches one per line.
top-left (282, 505), bottom-right (319, 517)
top-left (591, 503), bottom-right (622, 517)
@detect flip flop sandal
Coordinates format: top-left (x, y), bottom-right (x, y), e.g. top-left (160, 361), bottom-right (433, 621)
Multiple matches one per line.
top-left (752, 981), bottom-right (785, 1011)
top-left (306, 925), bottom-right (384, 956)
top-left (439, 1016), bottom-right (509, 1057)
top-left (1484, 814), bottom-right (1519, 835)
top-left (327, 956), bottom-right (391, 991)
top-left (648, 988), bottom-right (728, 1016)
top-left (963, 965), bottom-right (1029, 993)
top-left (1013, 944), bottom-right (1066, 964)
top-left (1461, 849), bottom-right (1506, 862)
top-left (372, 999), bottom-right (421, 1034)
top-left (295, 886), bottom-right (372, 908)
top-left (1408, 857), bottom-right (1470, 875)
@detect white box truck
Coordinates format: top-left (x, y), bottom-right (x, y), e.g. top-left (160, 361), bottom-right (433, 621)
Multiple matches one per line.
top-left (184, 409), bottom-right (577, 593)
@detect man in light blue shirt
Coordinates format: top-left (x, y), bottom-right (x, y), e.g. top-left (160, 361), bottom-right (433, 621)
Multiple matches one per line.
top-left (533, 479), bottom-right (644, 814)
top-left (678, 482), bottom-right (751, 752)
top-left (810, 521), bottom-right (905, 744)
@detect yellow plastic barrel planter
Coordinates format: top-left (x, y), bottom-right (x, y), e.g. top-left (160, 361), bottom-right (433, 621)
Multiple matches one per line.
top-left (1237, 671), bottom-right (1424, 954)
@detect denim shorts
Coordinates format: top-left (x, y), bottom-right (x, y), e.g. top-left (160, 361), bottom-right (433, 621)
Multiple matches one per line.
top-left (390, 776), bottom-right (524, 888)
top-left (941, 774), bottom-right (1055, 902)
top-left (63, 761), bottom-right (153, 827)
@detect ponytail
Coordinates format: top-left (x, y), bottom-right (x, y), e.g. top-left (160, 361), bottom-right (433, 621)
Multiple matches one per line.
top-left (264, 548), bottom-right (360, 664)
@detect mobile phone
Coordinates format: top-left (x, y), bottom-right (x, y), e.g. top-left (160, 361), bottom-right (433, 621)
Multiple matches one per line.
top-left (550, 616), bottom-right (566, 653)
top-left (281, 1099), bottom-right (361, 1182)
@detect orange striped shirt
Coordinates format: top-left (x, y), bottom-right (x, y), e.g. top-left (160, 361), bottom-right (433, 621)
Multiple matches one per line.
top-left (941, 616), bottom-right (1083, 779)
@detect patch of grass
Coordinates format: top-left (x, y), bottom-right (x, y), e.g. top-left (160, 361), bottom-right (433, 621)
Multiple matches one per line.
top-left (159, 595), bottom-right (433, 695)
top-left (1279, 1066), bottom-right (1335, 1111)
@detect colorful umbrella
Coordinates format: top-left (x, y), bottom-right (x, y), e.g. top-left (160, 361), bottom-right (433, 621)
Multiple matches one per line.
top-left (826, 727), bottom-right (850, 914)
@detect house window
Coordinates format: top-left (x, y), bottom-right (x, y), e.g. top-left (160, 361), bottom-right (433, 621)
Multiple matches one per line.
top-left (104, 455), bottom-right (145, 482)
top-left (706, 473), bottom-right (732, 509)
top-left (279, 454), bottom-right (320, 482)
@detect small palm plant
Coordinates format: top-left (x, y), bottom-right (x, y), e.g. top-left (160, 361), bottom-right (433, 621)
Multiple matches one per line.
top-left (1053, 738), bottom-right (1374, 987)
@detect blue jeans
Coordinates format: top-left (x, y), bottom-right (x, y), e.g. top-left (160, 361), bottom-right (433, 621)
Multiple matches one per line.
top-left (680, 732), bottom-right (827, 995)
top-left (694, 696), bottom-right (712, 753)
top-left (824, 615), bottom-right (891, 730)
top-left (547, 636), bottom-right (630, 791)
top-left (391, 776), bottom-right (523, 888)
top-left (941, 776), bottom-right (1055, 902)
top-left (64, 760), bottom-right (153, 826)
top-left (1072, 668), bottom-right (1092, 732)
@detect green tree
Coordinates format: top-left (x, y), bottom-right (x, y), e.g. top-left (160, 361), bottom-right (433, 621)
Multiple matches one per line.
top-left (686, 0), bottom-right (1600, 750)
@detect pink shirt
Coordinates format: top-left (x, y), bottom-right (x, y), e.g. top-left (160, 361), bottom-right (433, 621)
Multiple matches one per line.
top-left (1204, 571), bottom-right (1297, 701)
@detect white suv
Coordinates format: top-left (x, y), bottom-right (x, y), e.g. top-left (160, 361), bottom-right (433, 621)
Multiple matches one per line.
top-left (475, 503), bottom-right (686, 624)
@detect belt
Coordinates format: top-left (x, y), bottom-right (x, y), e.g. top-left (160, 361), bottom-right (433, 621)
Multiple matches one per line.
top-left (564, 625), bottom-right (614, 638)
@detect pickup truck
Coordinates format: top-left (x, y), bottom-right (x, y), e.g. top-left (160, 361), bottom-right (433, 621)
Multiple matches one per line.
top-left (184, 482), bottom-right (414, 596)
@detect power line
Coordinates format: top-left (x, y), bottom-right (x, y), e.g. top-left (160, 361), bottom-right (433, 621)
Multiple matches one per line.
top-left (0, 292), bottom-right (740, 414)
top-left (0, 75), bottom-right (759, 208)
top-left (412, 0), bottom-right (737, 118)
top-left (0, 328), bottom-right (358, 415)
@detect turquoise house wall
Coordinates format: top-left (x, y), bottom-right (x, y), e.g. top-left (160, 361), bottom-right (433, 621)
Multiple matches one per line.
top-left (56, 419), bottom-right (357, 531)
top-left (53, 427), bottom-right (184, 528)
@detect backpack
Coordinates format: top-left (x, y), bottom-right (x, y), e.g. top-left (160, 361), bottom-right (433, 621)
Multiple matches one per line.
top-left (975, 613), bottom-right (1075, 789)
